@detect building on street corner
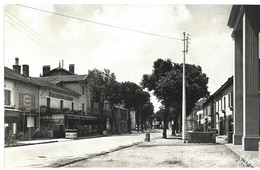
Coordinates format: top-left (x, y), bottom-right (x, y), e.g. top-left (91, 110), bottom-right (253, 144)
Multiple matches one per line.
top-left (228, 5), bottom-right (260, 151)
top-left (4, 58), bottom-right (131, 145)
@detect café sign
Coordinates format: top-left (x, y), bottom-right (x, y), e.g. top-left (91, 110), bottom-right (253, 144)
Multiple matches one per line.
top-left (40, 114), bottom-right (65, 125)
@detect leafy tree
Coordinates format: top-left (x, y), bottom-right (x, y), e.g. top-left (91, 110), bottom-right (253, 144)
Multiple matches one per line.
top-left (142, 58), bottom-right (209, 138)
top-left (140, 102), bottom-right (154, 131)
top-left (121, 81), bottom-right (151, 132)
top-left (87, 69), bottom-right (122, 134)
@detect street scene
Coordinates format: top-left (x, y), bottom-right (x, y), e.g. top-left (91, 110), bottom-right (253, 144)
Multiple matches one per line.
top-left (3, 2), bottom-right (260, 168)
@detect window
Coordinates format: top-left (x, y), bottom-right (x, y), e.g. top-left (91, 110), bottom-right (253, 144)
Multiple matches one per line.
top-left (47, 98), bottom-right (51, 108)
top-left (19, 93), bottom-right (23, 106)
top-left (82, 103), bottom-right (85, 111)
top-left (60, 100), bottom-right (63, 109)
top-left (4, 90), bottom-right (11, 105)
top-left (82, 86), bottom-right (85, 95)
top-left (31, 95), bottom-right (36, 107)
top-left (224, 97), bottom-right (226, 110)
top-left (72, 102), bottom-right (74, 110)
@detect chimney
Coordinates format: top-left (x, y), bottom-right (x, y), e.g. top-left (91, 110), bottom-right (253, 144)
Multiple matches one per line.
top-left (15, 57), bottom-right (19, 65)
top-left (13, 57), bottom-right (21, 74)
top-left (43, 65), bottom-right (50, 76)
top-left (69, 64), bottom-right (75, 74)
top-left (22, 64), bottom-right (29, 77)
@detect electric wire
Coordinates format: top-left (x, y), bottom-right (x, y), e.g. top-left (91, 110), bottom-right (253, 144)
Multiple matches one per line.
top-left (4, 18), bottom-right (63, 59)
top-left (16, 4), bottom-right (183, 41)
top-left (5, 10), bottom-right (71, 59)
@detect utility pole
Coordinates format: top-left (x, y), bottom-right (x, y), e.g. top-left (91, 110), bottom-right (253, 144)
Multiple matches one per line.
top-left (182, 32), bottom-right (190, 143)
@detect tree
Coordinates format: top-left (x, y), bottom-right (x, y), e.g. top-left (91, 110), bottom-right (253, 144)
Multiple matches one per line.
top-left (142, 58), bottom-right (209, 138)
top-left (140, 102), bottom-right (154, 131)
top-left (87, 68), bottom-right (122, 134)
top-left (121, 81), bottom-right (151, 133)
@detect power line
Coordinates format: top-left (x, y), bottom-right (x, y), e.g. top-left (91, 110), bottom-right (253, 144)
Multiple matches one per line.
top-left (5, 10), bottom-right (71, 59)
top-left (16, 4), bottom-right (183, 41)
top-left (4, 18), bottom-right (64, 59)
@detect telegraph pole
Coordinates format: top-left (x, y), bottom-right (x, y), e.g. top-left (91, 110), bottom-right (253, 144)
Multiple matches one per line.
top-left (182, 32), bottom-right (190, 143)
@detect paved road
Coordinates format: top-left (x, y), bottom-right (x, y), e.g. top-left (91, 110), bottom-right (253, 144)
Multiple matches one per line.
top-left (66, 136), bottom-right (240, 168)
top-left (4, 130), bottom-right (162, 168)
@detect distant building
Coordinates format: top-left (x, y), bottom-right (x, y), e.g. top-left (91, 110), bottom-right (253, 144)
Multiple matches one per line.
top-left (187, 98), bottom-right (206, 131)
top-left (202, 76), bottom-right (233, 136)
top-left (37, 62), bottom-right (129, 135)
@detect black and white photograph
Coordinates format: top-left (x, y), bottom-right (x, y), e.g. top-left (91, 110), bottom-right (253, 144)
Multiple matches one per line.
top-left (2, 0), bottom-right (260, 168)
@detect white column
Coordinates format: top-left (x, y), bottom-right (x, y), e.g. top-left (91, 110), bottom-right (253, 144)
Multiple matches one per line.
top-left (242, 8), bottom-right (260, 151)
top-left (233, 31), bottom-right (243, 145)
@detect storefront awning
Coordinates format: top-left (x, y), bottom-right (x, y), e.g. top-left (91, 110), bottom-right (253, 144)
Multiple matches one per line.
top-left (4, 108), bottom-right (21, 123)
top-left (5, 108), bottom-right (21, 112)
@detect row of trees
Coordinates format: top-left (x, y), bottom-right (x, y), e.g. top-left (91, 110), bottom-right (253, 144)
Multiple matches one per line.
top-left (87, 68), bottom-right (154, 134)
top-left (141, 59), bottom-right (209, 138)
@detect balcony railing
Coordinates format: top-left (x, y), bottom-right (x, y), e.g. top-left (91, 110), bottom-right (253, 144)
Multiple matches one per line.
top-left (40, 106), bottom-right (85, 115)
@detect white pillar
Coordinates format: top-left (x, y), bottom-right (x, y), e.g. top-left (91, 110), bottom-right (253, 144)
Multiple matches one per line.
top-left (233, 31), bottom-right (244, 145)
top-left (242, 8), bottom-right (260, 151)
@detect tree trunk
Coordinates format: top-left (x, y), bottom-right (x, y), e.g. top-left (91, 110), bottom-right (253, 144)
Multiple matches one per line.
top-left (144, 120), bottom-right (147, 130)
top-left (99, 102), bottom-right (104, 135)
top-left (178, 113), bottom-right (182, 133)
top-left (111, 107), bottom-right (119, 134)
top-left (172, 117), bottom-right (178, 136)
top-left (163, 112), bottom-right (168, 139)
top-left (171, 124), bottom-right (175, 136)
top-left (149, 119), bottom-right (153, 130)
top-left (136, 111), bottom-right (140, 132)
top-left (140, 114), bottom-right (144, 132)
top-left (127, 111), bottom-right (131, 134)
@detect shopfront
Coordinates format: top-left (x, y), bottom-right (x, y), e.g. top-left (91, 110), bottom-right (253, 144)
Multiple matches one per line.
top-left (40, 114), bottom-right (99, 138)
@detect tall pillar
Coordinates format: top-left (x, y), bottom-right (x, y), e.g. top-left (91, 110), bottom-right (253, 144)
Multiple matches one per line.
top-left (232, 31), bottom-right (243, 145)
top-left (242, 8), bottom-right (260, 151)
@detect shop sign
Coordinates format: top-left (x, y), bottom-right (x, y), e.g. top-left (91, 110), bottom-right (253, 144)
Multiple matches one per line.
top-left (27, 117), bottom-right (35, 127)
top-left (65, 132), bottom-right (77, 139)
top-left (40, 114), bottom-right (64, 125)
top-left (23, 93), bottom-right (31, 107)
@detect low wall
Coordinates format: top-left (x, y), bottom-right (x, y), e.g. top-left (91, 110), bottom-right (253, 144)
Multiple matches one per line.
top-left (187, 131), bottom-right (216, 143)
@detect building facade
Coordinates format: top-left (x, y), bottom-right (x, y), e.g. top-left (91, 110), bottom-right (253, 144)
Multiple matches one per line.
top-left (202, 77), bottom-right (233, 136)
top-left (228, 5), bottom-right (260, 151)
top-left (4, 65), bottom-right (40, 143)
top-left (187, 98), bottom-right (206, 131)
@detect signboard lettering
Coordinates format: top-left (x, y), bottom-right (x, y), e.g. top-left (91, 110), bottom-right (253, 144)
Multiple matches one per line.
top-left (40, 114), bottom-right (65, 125)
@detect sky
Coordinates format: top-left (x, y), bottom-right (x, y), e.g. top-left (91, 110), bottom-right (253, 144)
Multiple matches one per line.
top-left (3, 2), bottom-right (243, 112)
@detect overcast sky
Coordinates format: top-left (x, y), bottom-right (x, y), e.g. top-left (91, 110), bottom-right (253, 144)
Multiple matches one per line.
top-left (3, 3), bottom-right (238, 111)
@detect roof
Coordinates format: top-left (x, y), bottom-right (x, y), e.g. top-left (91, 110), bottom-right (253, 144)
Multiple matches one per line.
top-left (228, 5), bottom-right (260, 31)
top-left (4, 67), bottom-right (80, 96)
top-left (203, 76), bottom-right (233, 106)
top-left (42, 67), bottom-right (75, 76)
top-left (35, 74), bottom-right (88, 84)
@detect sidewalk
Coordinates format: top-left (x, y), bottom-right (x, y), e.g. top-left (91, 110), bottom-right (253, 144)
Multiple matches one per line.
top-left (214, 135), bottom-right (260, 168)
top-left (225, 143), bottom-right (260, 168)
top-left (11, 135), bottom-right (106, 147)
top-left (8, 129), bottom-right (161, 147)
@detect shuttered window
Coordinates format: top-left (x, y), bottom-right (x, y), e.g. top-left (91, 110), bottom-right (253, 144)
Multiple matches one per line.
top-left (4, 90), bottom-right (11, 105)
